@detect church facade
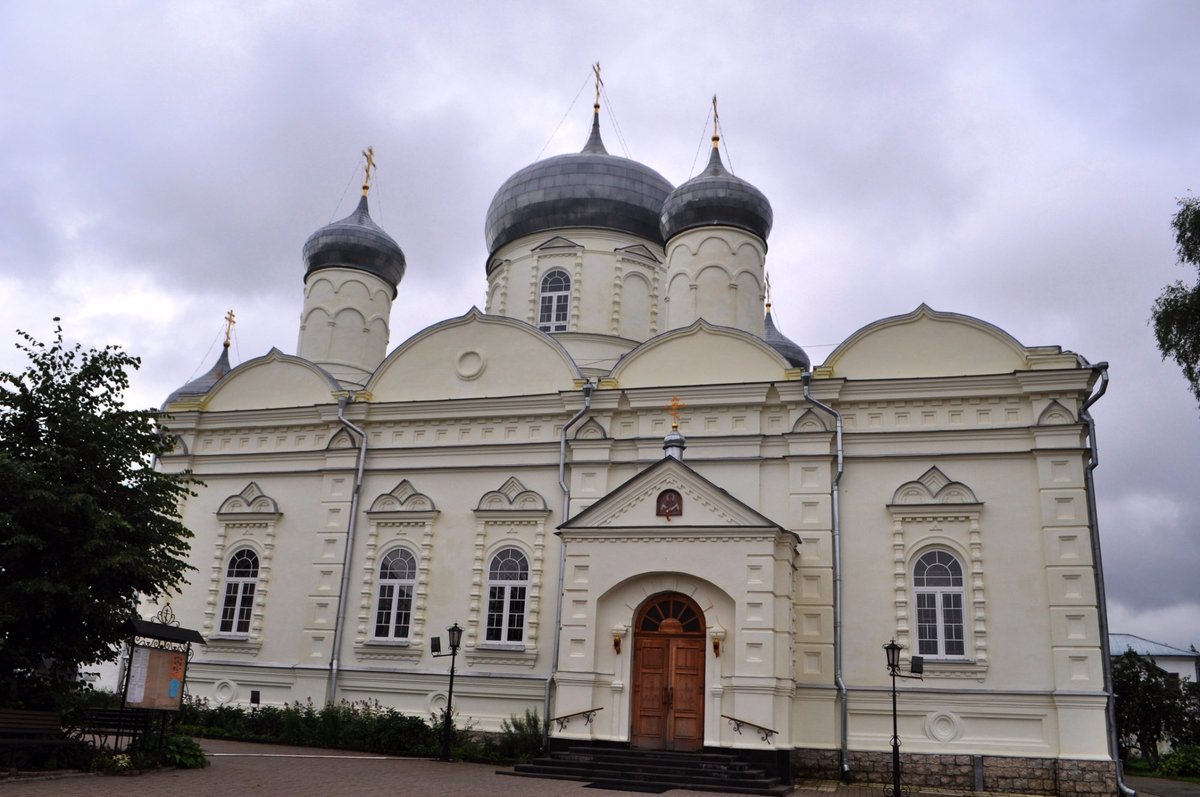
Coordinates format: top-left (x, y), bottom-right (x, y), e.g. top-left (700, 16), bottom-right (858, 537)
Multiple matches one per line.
top-left (158, 101), bottom-right (1119, 794)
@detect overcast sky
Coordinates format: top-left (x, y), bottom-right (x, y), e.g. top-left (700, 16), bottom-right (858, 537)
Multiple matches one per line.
top-left (2, 1), bottom-right (1197, 651)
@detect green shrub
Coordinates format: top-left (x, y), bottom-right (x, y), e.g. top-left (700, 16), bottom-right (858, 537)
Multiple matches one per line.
top-left (1158, 745), bottom-right (1200, 778)
top-left (161, 735), bottom-right (209, 769)
top-left (491, 709), bottom-right (545, 762)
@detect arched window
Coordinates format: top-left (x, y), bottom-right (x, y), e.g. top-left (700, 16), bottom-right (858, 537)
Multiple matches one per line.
top-left (374, 548), bottom-right (417, 639)
top-left (914, 550), bottom-right (966, 658)
top-left (485, 548), bottom-right (529, 643)
top-left (538, 270), bottom-right (571, 332)
top-left (220, 548), bottom-right (259, 635)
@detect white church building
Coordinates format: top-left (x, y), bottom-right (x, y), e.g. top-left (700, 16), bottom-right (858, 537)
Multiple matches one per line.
top-left (158, 98), bottom-right (1121, 794)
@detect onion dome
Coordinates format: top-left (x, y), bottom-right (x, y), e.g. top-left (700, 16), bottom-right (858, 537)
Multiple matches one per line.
top-left (302, 195), bottom-right (406, 289)
top-left (763, 307), bottom-right (810, 370)
top-left (660, 140), bottom-right (772, 244)
top-left (162, 344), bottom-right (231, 409)
top-left (663, 427), bottom-right (687, 460)
top-left (484, 109), bottom-right (674, 268)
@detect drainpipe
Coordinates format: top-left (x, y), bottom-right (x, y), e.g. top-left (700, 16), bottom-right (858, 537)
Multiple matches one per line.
top-left (326, 395), bottom-right (368, 705)
top-left (545, 380), bottom-right (595, 733)
top-left (802, 371), bottom-right (849, 779)
top-left (1077, 360), bottom-right (1135, 797)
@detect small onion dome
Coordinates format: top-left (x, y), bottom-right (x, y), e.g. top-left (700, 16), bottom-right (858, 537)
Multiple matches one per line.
top-left (302, 195), bottom-right (406, 289)
top-left (663, 427), bottom-right (687, 460)
top-left (660, 144), bottom-right (772, 244)
top-left (162, 345), bottom-right (231, 409)
top-left (484, 110), bottom-right (674, 268)
top-left (763, 308), bottom-right (810, 370)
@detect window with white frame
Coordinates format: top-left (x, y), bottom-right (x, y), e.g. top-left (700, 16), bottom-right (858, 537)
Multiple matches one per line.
top-left (914, 550), bottom-right (966, 658)
top-left (220, 548), bottom-right (259, 635)
top-left (485, 547), bottom-right (529, 643)
top-left (538, 270), bottom-right (570, 332)
top-left (374, 548), bottom-right (417, 639)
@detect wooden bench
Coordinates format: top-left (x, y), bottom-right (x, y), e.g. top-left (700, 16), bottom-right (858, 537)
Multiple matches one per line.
top-left (75, 707), bottom-right (153, 751)
top-left (0, 709), bottom-right (88, 773)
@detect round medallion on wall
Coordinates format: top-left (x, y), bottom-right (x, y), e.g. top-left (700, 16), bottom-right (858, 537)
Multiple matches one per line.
top-left (456, 350), bottom-right (486, 381)
top-left (924, 710), bottom-right (963, 742)
top-left (214, 679), bottom-right (238, 705)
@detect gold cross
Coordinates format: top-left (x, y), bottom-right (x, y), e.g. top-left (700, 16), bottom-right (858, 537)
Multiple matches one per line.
top-left (667, 396), bottom-right (687, 430)
top-left (362, 146), bottom-right (376, 196)
top-left (764, 271), bottom-right (772, 311)
top-left (593, 62), bottom-right (603, 109)
top-left (712, 94), bottom-right (720, 146)
top-left (223, 309), bottom-right (236, 348)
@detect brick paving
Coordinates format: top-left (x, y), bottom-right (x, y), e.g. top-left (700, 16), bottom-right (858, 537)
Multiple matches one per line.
top-left (0, 739), bottom-right (885, 797)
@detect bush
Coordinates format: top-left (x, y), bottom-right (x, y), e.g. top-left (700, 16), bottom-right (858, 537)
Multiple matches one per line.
top-left (490, 709), bottom-right (545, 762)
top-left (161, 734), bottom-right (209, 769)
top-left (179, 696), bottom-right (434, 756)
top-left (1158, 745), bottom-right (1200, 778)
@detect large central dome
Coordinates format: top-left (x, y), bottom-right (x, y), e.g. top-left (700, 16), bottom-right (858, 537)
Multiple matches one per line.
top-left (484, 110), bottom-right (673, 269)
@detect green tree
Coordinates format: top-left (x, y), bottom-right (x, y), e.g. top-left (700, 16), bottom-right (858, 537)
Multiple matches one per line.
top-left (0, 320), bottom-right (196, 708)
top-left (1152, 196), bottom-right (1200, 406)
top-left (1112, 650), bottom-right (1185, 768)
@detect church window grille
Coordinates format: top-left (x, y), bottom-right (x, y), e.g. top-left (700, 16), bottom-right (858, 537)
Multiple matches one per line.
top-left (914, 550), bottom-right (966, 658)
top-left (220, 548), bottom-right (259, 635)
top-left (538, 270), bottom-right (571, 332)
top-left (374, 548), bottom-right (417, 639)
top-left (486, 547), bottom-right (529, 643)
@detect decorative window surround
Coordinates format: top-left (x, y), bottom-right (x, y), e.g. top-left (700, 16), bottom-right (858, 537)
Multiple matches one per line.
top-left (206, 482), bottom-right (282, 654)
top-left (356, 480), bottom-right (437, 665)
top-left (888, 467), bottom-right (989, 680)
top-left (465, 477), bottom-right (549, 668)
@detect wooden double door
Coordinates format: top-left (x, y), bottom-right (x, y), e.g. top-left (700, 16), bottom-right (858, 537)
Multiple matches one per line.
top-left (630, 594), bottom-right (705, 751)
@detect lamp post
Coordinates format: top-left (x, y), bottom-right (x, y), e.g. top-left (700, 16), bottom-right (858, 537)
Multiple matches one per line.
top-left (431, 622), bottom-right (463, 761)
top-left (882, 639), bottom-right (923, 797)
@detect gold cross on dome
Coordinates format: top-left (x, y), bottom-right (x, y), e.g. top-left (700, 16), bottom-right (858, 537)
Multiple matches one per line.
top-left (593, 62), bottom-right (603, 108)
top-left (223, 309), bottom-right (236, 348)
top-left (667, 396), bottom-right (687, 430)
top-left (362, 146), bottom-right (376, 196)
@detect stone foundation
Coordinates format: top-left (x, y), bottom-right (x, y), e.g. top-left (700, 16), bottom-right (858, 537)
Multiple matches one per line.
top-left (791, 748), bottom-right (1115, 796)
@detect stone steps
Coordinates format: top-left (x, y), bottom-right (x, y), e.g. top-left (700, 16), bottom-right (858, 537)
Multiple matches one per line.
top-left (503, 745), bottom-right (793, 795)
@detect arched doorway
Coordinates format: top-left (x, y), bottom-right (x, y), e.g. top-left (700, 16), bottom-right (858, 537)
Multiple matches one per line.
top-left (631, 592), bottom-right (706, 751)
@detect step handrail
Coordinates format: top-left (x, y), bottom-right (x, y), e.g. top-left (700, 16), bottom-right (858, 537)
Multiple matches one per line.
top-left (550, 706), bottom-right (603, 731)
top-left (720, 713), bottom-right (778, 743)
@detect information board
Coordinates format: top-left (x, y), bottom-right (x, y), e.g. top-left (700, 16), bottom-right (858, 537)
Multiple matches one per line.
top-left (125, 645), bottom-right (187, 711)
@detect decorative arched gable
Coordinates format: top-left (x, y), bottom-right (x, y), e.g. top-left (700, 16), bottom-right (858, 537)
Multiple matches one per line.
top-left (367, 307), bottom-right (582, 401)
top-left (891, 467), bottom-right (980, 505)
top-left (574, 417), bottom-right (608, 440)
top-left (204, 348), bottom-right (341, 412)
top-left (1037, 399), bottom-right (1077, 426)
top-left (610, 320), bottom-right (791, 389)
top-left (475, 476), bottom-right (549, 512)
top-left (821, 304), bottom-right (1031, 379)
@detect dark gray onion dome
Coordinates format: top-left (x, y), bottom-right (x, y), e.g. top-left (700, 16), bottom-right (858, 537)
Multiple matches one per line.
top-left (162, 345), bottom-right (231, 408)
top-left (660, 144), bottom-right (772, 244)
top-left (303, 195), bottom-right (405, 289)
top-left (763, 308), bottom-right (810, 370)
top-left (484, 111), bottom-right (674, 268)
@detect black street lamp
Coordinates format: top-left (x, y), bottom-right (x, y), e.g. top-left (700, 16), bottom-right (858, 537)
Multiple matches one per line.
top-left (431, 622), bottom-right (463, 761)
top-left (883, 639), bottom-right (923, 797)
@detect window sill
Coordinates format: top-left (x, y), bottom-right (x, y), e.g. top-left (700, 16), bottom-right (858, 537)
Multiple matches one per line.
top-left (204, 637), bottom-right (262, 655)
top-left (355, 640), bottom-right (421, 663)
top-left (919, 659), bottom-right (988, 681)
top-left (465, 645), bottom-right (538, 668)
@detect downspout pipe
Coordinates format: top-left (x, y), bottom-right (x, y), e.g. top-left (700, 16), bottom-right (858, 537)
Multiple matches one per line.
top-left (803, 371), bottom-right (849, 779)
top-left (1077, 360), bottom-right (1135, 797)
top-left (545, 380), bottom-right (595, 733)
top-left (327, 395), bottom-right (368, 705)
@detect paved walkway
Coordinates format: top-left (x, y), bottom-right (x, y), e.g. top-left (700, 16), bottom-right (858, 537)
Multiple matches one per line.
top-left (0, 739), bottom-right (865, 797)
top-left (5, 740), bottom-right (1197, 797)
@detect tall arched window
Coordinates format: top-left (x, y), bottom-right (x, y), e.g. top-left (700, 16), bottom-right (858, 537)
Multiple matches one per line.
top-left (374, 548), bottom-right (417, 639)
top-left (485, 547), bottom-right (529, 643)
top-left (914, 550), bottom-right (966, 657)
top-left (220, 548), bottom-right (259, 635)
top-left (538, 269), bottom-right (571, 332)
